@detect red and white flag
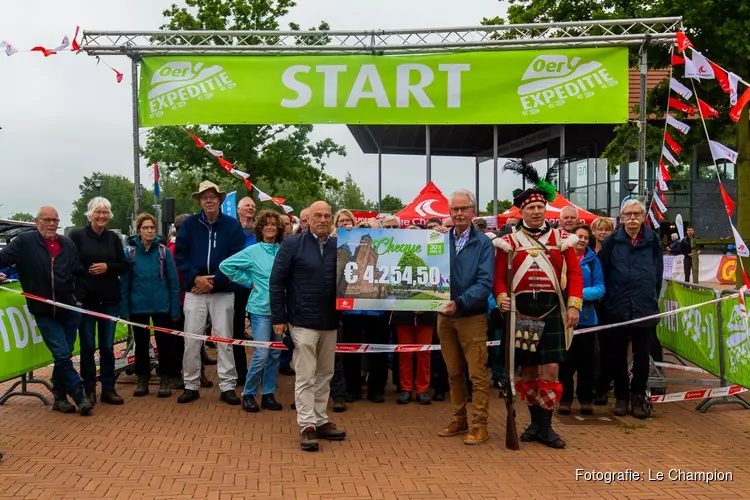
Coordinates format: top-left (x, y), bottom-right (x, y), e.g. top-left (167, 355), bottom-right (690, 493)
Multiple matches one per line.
top-left (256, 189), bottom-right (272, 202)
top-left (230, 168), bottom-right (249, 179)
top-left (217, 157), bottom-right (234, 173)
top-left (709, 140), bottom-right (738, 163)
top-left (671, 54), bottom-right (685, 66)
top-left (53, 35), bottom-right (70, 52)
top-left (729, 73), bottom-right (741, 105)
top-left (685, 52), bottom-right (715, 80)
top-left (647, 210), bottom-right (660, 229)
top-left (697, 99), bottom-right (719, 119)
top-left (730, 222), bottom-right (749, 257)
top-left (709, 61), bottom-right (730, 93)
top-left (720, 182), bottom-right (735, 218)
top-left (281, 205), bottom-right (294, 214)
top-left (676, 32), bottom-right (693, 53)
top-left (666, 115), bottom-right (690, 134)
top-left (669, 78), bottom-right (693, 100)
top-left (662, 146), bottom-right (679, 167)
top-left (3, 41), bottom-right (18, 56)
top-left (204, 146), bottom-right (223, 157)
top-left (184, 129), bottom-right (206, 148)
top-left (668, 97), bottom-right (695, 115)
top-left (664, 132), bottom-right (682, 155)
top-left (653, 192), bottom-right (667, 213)
top-left (730, 88), bottom-right (750, 123)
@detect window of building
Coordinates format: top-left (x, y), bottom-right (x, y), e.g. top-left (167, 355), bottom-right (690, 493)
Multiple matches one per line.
top-left (588, 158), bottom-right (597, 184)
top-left (569, 159), bottom-right (587, 189)
top-left (698, 161), bottom-right (735, 180)
top-left (597, 183), bottom-right (608, 211)
top-left (588, 185), bottom-right (597, 208)
top-left (569, 186), bottom-right (587, 208)
top-left (596, 158), bottom-right (608, 184)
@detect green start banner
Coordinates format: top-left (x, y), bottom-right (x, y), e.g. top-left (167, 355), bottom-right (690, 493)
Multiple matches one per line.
top-left (719, 294), bottom-right (750, 389)
top-left (0, 282), bottom-right (129, 382)
top-left (657, 281), bottom-right (721, 377)
top-left (335, 228), bottom-right (450, 311)
top-left (138, 48), bottom-right (629, 126)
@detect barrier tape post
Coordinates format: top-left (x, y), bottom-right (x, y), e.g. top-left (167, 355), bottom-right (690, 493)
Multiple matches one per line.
top-left (0, 371), bottom-right (53, 406)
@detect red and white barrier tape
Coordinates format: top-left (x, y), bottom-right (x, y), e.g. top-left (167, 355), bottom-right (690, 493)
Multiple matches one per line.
top-left (0, 286), bottom-right (737, 353)
top-left (653, 362), bottom-right (710, 375)
top-left (650, 384), bottom-right (747, 403)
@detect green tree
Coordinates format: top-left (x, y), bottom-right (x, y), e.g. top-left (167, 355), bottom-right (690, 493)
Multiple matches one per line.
top-left (484, 199), bottom-right (513, 215)
top-left (144, 0), bottom-right (345, 216)
top-left (8, 212), bottom-right (34, 222)
top-left (397, 251), bottom-right (428, 288)
top-left (326, 172), bottom-right (376, 211)
top-left (71, 173), bottom-right (156, 232)
top-left (483, 0), bottom-right (750, 285)
top-left (379, 195), bottom-right (405, 212)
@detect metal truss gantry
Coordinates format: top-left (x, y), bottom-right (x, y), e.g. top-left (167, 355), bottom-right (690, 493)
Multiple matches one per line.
top-left (81, 17), bottom-right (681, 215)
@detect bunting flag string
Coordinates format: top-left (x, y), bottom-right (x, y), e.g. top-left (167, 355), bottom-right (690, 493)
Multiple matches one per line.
top-left (666, 115), bottom-right (690, 134)
top-left (653, 192), bottom-right (667, 213)
top-left (179, 128), bottom-right (295, 212)
top-left (664, 132), bottom-right (682, 155)
top-left (668, 97), bottom-right (696, 115)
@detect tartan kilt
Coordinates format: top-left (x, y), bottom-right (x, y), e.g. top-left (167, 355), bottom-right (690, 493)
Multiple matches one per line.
top-left (515, 292), bottom-right (566, 366)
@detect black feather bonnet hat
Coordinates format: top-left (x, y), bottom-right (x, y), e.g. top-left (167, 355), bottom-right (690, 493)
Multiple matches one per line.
top-left (503, 159), bottom-right (559, 209)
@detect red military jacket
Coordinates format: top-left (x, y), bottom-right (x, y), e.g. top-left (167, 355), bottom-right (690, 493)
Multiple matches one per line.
top-left (492, 225), bottom-right (583, 311)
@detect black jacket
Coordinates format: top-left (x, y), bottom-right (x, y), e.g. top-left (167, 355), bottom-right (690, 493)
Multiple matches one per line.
top-left (0, 231), bottom-right (86, 317)
top-left (599, 224), bottom-right (664, 327)
top-left (270, 230), bottom-right (339, 331)
top-left (69, 225), bottom-right (128, 305)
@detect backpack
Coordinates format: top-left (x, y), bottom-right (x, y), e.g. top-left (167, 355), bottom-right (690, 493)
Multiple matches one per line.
top-left (127, 243), bottom-right (167, 279)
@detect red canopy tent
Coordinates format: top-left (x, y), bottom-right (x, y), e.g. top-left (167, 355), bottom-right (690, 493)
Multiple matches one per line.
top-left (496, 192), bottom-right (600, 225)
top-left (396, 181), bottom-right (450, 227)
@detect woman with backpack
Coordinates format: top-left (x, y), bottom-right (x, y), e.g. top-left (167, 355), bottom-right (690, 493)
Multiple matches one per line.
top-left (120, 213), bottom-right (182, 398)
top-left (558, 224), bottom-right (605, 415)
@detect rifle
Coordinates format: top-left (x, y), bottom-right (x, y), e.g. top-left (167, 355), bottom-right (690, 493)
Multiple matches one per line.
top-left (503, 249), bottom-right (520, 450)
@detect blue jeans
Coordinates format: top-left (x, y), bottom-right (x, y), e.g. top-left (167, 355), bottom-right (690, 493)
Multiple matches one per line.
top-left (35, 310), bottom-right (83, 399)
top-left (79, 303), bottom-right (119, 390)
top-left (242, 314), bottom-right (280, 397)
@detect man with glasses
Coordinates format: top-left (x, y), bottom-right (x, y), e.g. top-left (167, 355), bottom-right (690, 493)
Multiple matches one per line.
top-left (436, 190), bottom-right (495, 446)
top-left (174, 181), bottom-right (246, 405)
top-left (270, 200), bottom-right (346, 451)
top-left (0, 206), bottom-right (93, 415)
top-left (597, 199), bottom-right (663, 419)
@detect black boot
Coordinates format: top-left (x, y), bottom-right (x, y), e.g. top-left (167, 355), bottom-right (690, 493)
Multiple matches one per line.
top-left (157, 375), bottom-right (171, 398)
top-left (85, 386), bottom-right (97, 406)
top-left (52, 392), bottom-right (76, 414)
top-left (100, 388), bottom-right (124, 405)
top-left (520, 405), bottom-right (542, 442)
top-left (536, 409), bottom-right (566, 449)
top-left (261, 394), bottom-right (282, 411)
top-left (133, 376), bottom-right (149, 397)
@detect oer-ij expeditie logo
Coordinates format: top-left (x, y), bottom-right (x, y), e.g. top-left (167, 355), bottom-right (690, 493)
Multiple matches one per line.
top-left (518, 54), bottom-right (619, 116)
top-left (147, 61), bottom-right (236, 119)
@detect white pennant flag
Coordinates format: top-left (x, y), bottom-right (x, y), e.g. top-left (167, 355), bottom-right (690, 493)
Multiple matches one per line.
top-left (653, 192), bottom-right (667, 213)
top-left (666, 115), bottom-right (690, 134)
top-left (669, 78), bottom-right (693, 100)
top-left (675, 214), bottom-right (685, 240)
top-left (657, 173), bottom-right (668, 192)
top-left (662, 146), bottom-right (679, 167)
top-left (685, 52), bottom-right (715, 80)
top-left (230, 168), bottom-right (249, 179)
top-left (53, 35), bottom-right (70, 52)
top-left (731, 222), bottom-right (749, 257)
top-left (281, 204), bottom-right (294, 213)
top-left (204, 146), bottom-right (223, 157)
top-left (709, 140), bottom-right (738, 163)
top-left (4, 42), bottom-right (18, 56)
top-left (256, 189), bottom-right (272, 202)
top-left (729, 73), bottom-right (741, 105)
top-left (648, 210), bottom-right (660, 229)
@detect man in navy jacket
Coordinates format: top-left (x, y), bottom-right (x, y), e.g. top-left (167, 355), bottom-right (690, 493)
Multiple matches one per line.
top-left (174, 181), bottom-right (245, 405)
top-left (270, 200), bottom-right (346, 452)
top-left (436, 190), bottom-right (494, 445)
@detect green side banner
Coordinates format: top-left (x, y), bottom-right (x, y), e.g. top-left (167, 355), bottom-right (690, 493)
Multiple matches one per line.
top-left (138, 48), bottom-right (629, 126)
top-left (658, 281), bottom-right (721, 377)
top-left (0, 282), bottom-right (129, 383)
top-left (658, 281), bottom-right (750, 387)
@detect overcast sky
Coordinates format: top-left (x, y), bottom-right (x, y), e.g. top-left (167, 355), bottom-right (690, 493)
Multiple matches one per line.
top-left (0, 0), bottom-right (522, 226)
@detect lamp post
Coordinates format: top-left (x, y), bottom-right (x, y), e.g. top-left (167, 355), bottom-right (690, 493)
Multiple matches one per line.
top-left (92, 178), bottom-right (104, 196)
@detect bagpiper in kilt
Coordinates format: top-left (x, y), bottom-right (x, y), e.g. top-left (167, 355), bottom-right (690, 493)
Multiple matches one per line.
top-left (493, 160), bottom-right (583, 449)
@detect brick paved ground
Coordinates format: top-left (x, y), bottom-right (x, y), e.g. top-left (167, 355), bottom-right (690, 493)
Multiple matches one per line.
top-left (1, 350), bottom-right (749, 499)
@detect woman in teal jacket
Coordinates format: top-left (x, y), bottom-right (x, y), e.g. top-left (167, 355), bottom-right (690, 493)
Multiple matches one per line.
top-left (120, 213), bottom-right (182, 399)
top-left (558, 224), bottom-right (605, 415)
top-left (220, 210), bottom-right (284, 413)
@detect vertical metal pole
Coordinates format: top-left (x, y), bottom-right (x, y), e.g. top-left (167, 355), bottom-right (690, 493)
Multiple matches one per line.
top-left (377, 147), bottom-right (382, 213)
top-left (425, 125), bottom-right (431, 183)
top-left (131, 56), bottom-right (142, 215)
top-left (493, 125), bottom-right (498, 217)
top-left (716, 290), bottom-right (727, 388)
top-left (155, 204), bottom-right (163, 236)
top-left (559, 124), bottom-right (566, 194)
top-left (475, 157), bottom-right (480, 212)
top-left (638, 42), bottom-right (649, 196)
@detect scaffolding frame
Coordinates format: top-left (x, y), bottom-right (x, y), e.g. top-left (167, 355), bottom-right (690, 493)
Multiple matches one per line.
top-left (81, 17), bottom-right (681, 214)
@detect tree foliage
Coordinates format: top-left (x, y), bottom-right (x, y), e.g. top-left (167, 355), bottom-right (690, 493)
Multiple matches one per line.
top-left (143, 0), bottom-right (346, 215)
top-left (326, 173), bottom-right (376, 212)
top-left (379, 195), bottom-right (405, 212)
top-left (484, 199), bottom-right (513, 215)
top-left (8, 212), bottom-right (33, 222)
top-left (397, 251), bottom-right (427, 272)
top-left (71, 173), bottom-right (157, 232)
